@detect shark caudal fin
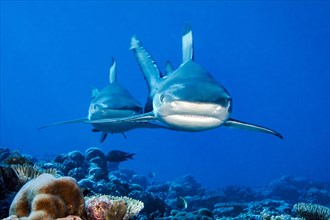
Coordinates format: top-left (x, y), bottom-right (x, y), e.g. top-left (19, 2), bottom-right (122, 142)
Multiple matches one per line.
top-left (38, 118), bottom-right (88, 130)
top-left (130, 36), bottom-right (162, 113)
top-left (224, 118), bottom-right (283, 139)
top-left (182, 23), bottom-right (194, 63)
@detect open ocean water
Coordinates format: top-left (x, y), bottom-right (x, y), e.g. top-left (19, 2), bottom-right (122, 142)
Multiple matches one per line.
top-left (0, 2), bottom-right (329, 219)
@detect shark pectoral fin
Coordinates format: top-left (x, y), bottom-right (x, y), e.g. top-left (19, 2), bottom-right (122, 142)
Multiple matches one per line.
top-left (38, 118), bottom-right (88, 130)
top-left (100, 132), bottom-right (108, 143)
top-left (87, 112), bottom-right (156, 124)
top-left (224, 118), bottom-right (283, 139)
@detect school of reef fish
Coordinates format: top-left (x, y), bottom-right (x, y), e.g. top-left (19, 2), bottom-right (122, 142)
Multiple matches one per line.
top-left (0, 147), bottom-right (330, 220)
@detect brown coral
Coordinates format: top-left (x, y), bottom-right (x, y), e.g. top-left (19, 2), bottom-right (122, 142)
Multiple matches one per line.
top-left (9, 173), bottom-right (85, 220)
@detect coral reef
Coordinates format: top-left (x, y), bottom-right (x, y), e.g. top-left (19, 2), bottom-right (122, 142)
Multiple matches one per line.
top-left (1, 148), bottom-right (330, 219)
top-left (1, 150), bottom-right (34, 166)
top-left (293, 202), bottom-right (330, 220)
top-left (171, 208), bottom-right (214, 220)
top-left (0, 164), bottom-right (21, 219)
top-left (0, 148), bottom-right (10, 162)
top-left (267, 175), bottom-right (330, 205)
top-left (9, 173), bottom-right (85, 219)
top-left (85, 195), bottom-right (144, 220)
top-left (10, 164), bottom-right (58, 185)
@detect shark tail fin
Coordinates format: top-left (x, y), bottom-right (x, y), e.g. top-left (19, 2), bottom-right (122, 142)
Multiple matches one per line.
top-left (38, 118), bottom-right (87, 130)
top-left (224, 118), bottom-right (283, 139)
top-left (109, 58), bottom-right (117, 84)
top-left (130, 36), bottom-right (161, 112)
top-left (182, 23), bottom-right (194, 63)
top-left (126, 153), bottom-right (135, 159)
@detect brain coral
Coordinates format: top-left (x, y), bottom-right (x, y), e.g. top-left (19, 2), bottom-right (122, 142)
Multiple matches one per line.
top-left (9, 173), bottom-right (85, 220)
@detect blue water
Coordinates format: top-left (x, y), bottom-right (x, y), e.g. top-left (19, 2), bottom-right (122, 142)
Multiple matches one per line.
top-left (1, 1), bottom-right (329, 189)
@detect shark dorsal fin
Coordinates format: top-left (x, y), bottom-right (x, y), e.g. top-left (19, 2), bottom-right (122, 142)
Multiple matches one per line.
top-left (182, 23), bottom-right (194, 63)
top-left (91, 88), bottom-right (100, 99)
top-left (109, 58), bottom-right (117, 84)
top-left (164, 60), bottom-right (174, 76)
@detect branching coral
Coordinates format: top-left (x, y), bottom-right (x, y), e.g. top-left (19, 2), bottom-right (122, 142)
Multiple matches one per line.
top-left (9, 173), bottom-right (85, 220)
top-left (293, 202), bottom-right (330, 220)
top-left (10, 164), bottom-right (58, 185)
top-left (85, 194), bottom-right (144, 220)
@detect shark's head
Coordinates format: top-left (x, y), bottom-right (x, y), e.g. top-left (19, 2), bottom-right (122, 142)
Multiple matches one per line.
top-left (88, 59), bottom-right (143, 121)
top-left (88, 85), bottom-right (143, 120)
top-left (153, 62), bottom-right (232, 132)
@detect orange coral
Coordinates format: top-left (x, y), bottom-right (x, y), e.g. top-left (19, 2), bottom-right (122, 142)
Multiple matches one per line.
top-left (9, 173), bottom-right (85, 220)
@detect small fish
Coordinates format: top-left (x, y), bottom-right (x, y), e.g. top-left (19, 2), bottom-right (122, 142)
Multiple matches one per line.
top-left (148, 171), bottom-right (156, 178)
top-left (106, 150), bottom-right (135, 163)
top-left (176, 196), bottom-right (188, 210)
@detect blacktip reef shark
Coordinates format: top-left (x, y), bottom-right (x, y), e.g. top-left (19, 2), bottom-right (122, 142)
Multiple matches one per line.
top-left (39, 59), bottom-right (172, 142)
top-left (87, 25), bottom-right (282, 139)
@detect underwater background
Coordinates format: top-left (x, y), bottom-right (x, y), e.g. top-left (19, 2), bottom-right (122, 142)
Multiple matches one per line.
top-left (1, 0), bottom-right (329, 193)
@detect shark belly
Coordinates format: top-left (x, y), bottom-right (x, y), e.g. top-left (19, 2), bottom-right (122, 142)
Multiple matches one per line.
top-left (91, 121), bottom-right (139, 133)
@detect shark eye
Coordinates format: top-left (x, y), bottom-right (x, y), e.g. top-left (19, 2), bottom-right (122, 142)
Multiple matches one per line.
top-left (160, 94), bottom-right (165, 103)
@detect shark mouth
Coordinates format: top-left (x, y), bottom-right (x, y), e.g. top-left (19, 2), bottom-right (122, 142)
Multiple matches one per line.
top-left (156, 101), bottom-right (231, 131)
top-left (163, 114), bottom-right (223, 131)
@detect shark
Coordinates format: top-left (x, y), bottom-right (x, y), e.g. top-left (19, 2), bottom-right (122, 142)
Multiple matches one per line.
top-left (89, 24), bottom-right (282, 138)
top-left (134, 24), bottom-right (283, 138)
top-left (39, 58), bottom-right (171, 142)
top-left (131, 24), bottom-right (283, 138)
